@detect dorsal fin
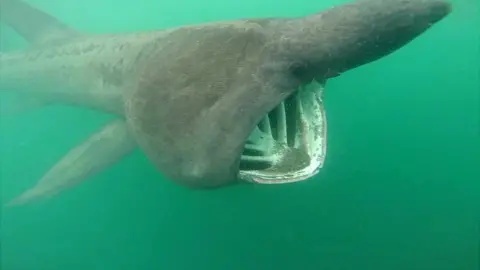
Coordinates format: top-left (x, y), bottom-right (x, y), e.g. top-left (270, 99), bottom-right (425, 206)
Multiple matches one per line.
top-left (0, 0), bottom-right (80, 45)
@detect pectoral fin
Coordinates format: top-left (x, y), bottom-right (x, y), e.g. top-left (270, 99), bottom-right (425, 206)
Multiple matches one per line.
top-left (6, 119), bottom-right (136, 206)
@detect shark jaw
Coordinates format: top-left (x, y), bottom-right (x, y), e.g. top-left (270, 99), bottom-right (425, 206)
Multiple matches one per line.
top-left (239, 80), bottom-right (326, 184)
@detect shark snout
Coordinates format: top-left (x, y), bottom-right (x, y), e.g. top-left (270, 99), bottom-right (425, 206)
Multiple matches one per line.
top-left (336, 0), bottom-right (453, 72)
top-left (423, 0), bottom-right (452, 23)
top-left (404, 0), bottom-right (452, 30)
top-left (278, 0), bottom-right (453, 79)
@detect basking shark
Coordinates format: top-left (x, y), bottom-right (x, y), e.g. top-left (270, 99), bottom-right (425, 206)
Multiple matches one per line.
top-left (0, 0), bottom-right (451, 205)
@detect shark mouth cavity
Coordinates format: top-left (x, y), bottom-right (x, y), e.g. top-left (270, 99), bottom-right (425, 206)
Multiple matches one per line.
top-left (238, 80), bottom-right (327, 184)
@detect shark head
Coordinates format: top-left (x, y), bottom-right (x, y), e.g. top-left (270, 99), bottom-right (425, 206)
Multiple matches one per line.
top-left (125, 0), bottom-right (451, 189)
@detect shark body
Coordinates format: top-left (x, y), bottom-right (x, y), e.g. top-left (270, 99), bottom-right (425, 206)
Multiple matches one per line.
top-left (0, 0), bottom-right (451, 205)
top-left (1, 32), bottom-right (168, 114)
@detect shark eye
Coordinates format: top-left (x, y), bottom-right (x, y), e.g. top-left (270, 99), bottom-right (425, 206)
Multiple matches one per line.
top-left (289, 62), bottom-right (306, 75)
top-left (289, 62), bottom-right (316, 82)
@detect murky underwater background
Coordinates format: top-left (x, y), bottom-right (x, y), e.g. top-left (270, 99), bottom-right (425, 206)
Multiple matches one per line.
top-left (0, 0), bottom-right (479, 269)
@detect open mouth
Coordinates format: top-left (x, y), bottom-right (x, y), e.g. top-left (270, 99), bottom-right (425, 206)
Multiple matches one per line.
top-left (238, 80), bottom-right (327, 184)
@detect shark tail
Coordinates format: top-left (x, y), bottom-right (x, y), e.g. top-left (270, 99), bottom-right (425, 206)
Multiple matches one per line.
top-left (0, 0), bottom-right (80, 45)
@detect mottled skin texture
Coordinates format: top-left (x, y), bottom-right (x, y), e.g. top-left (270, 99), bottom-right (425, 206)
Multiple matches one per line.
top-left (0, 0), bottom-right (451, 204)
top-left (0, 33), bottom-right (165, 114)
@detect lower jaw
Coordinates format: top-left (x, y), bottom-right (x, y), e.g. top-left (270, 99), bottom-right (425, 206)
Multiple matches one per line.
top-left (238, 80), bottom-right (327, 184)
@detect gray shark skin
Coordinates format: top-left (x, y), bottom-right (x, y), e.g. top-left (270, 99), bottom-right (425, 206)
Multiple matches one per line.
top-left (0, 0), bottom-right (451, 205)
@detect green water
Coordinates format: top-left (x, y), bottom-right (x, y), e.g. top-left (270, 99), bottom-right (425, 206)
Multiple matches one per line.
top-left (1, 0), bottom-right (479, 269)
